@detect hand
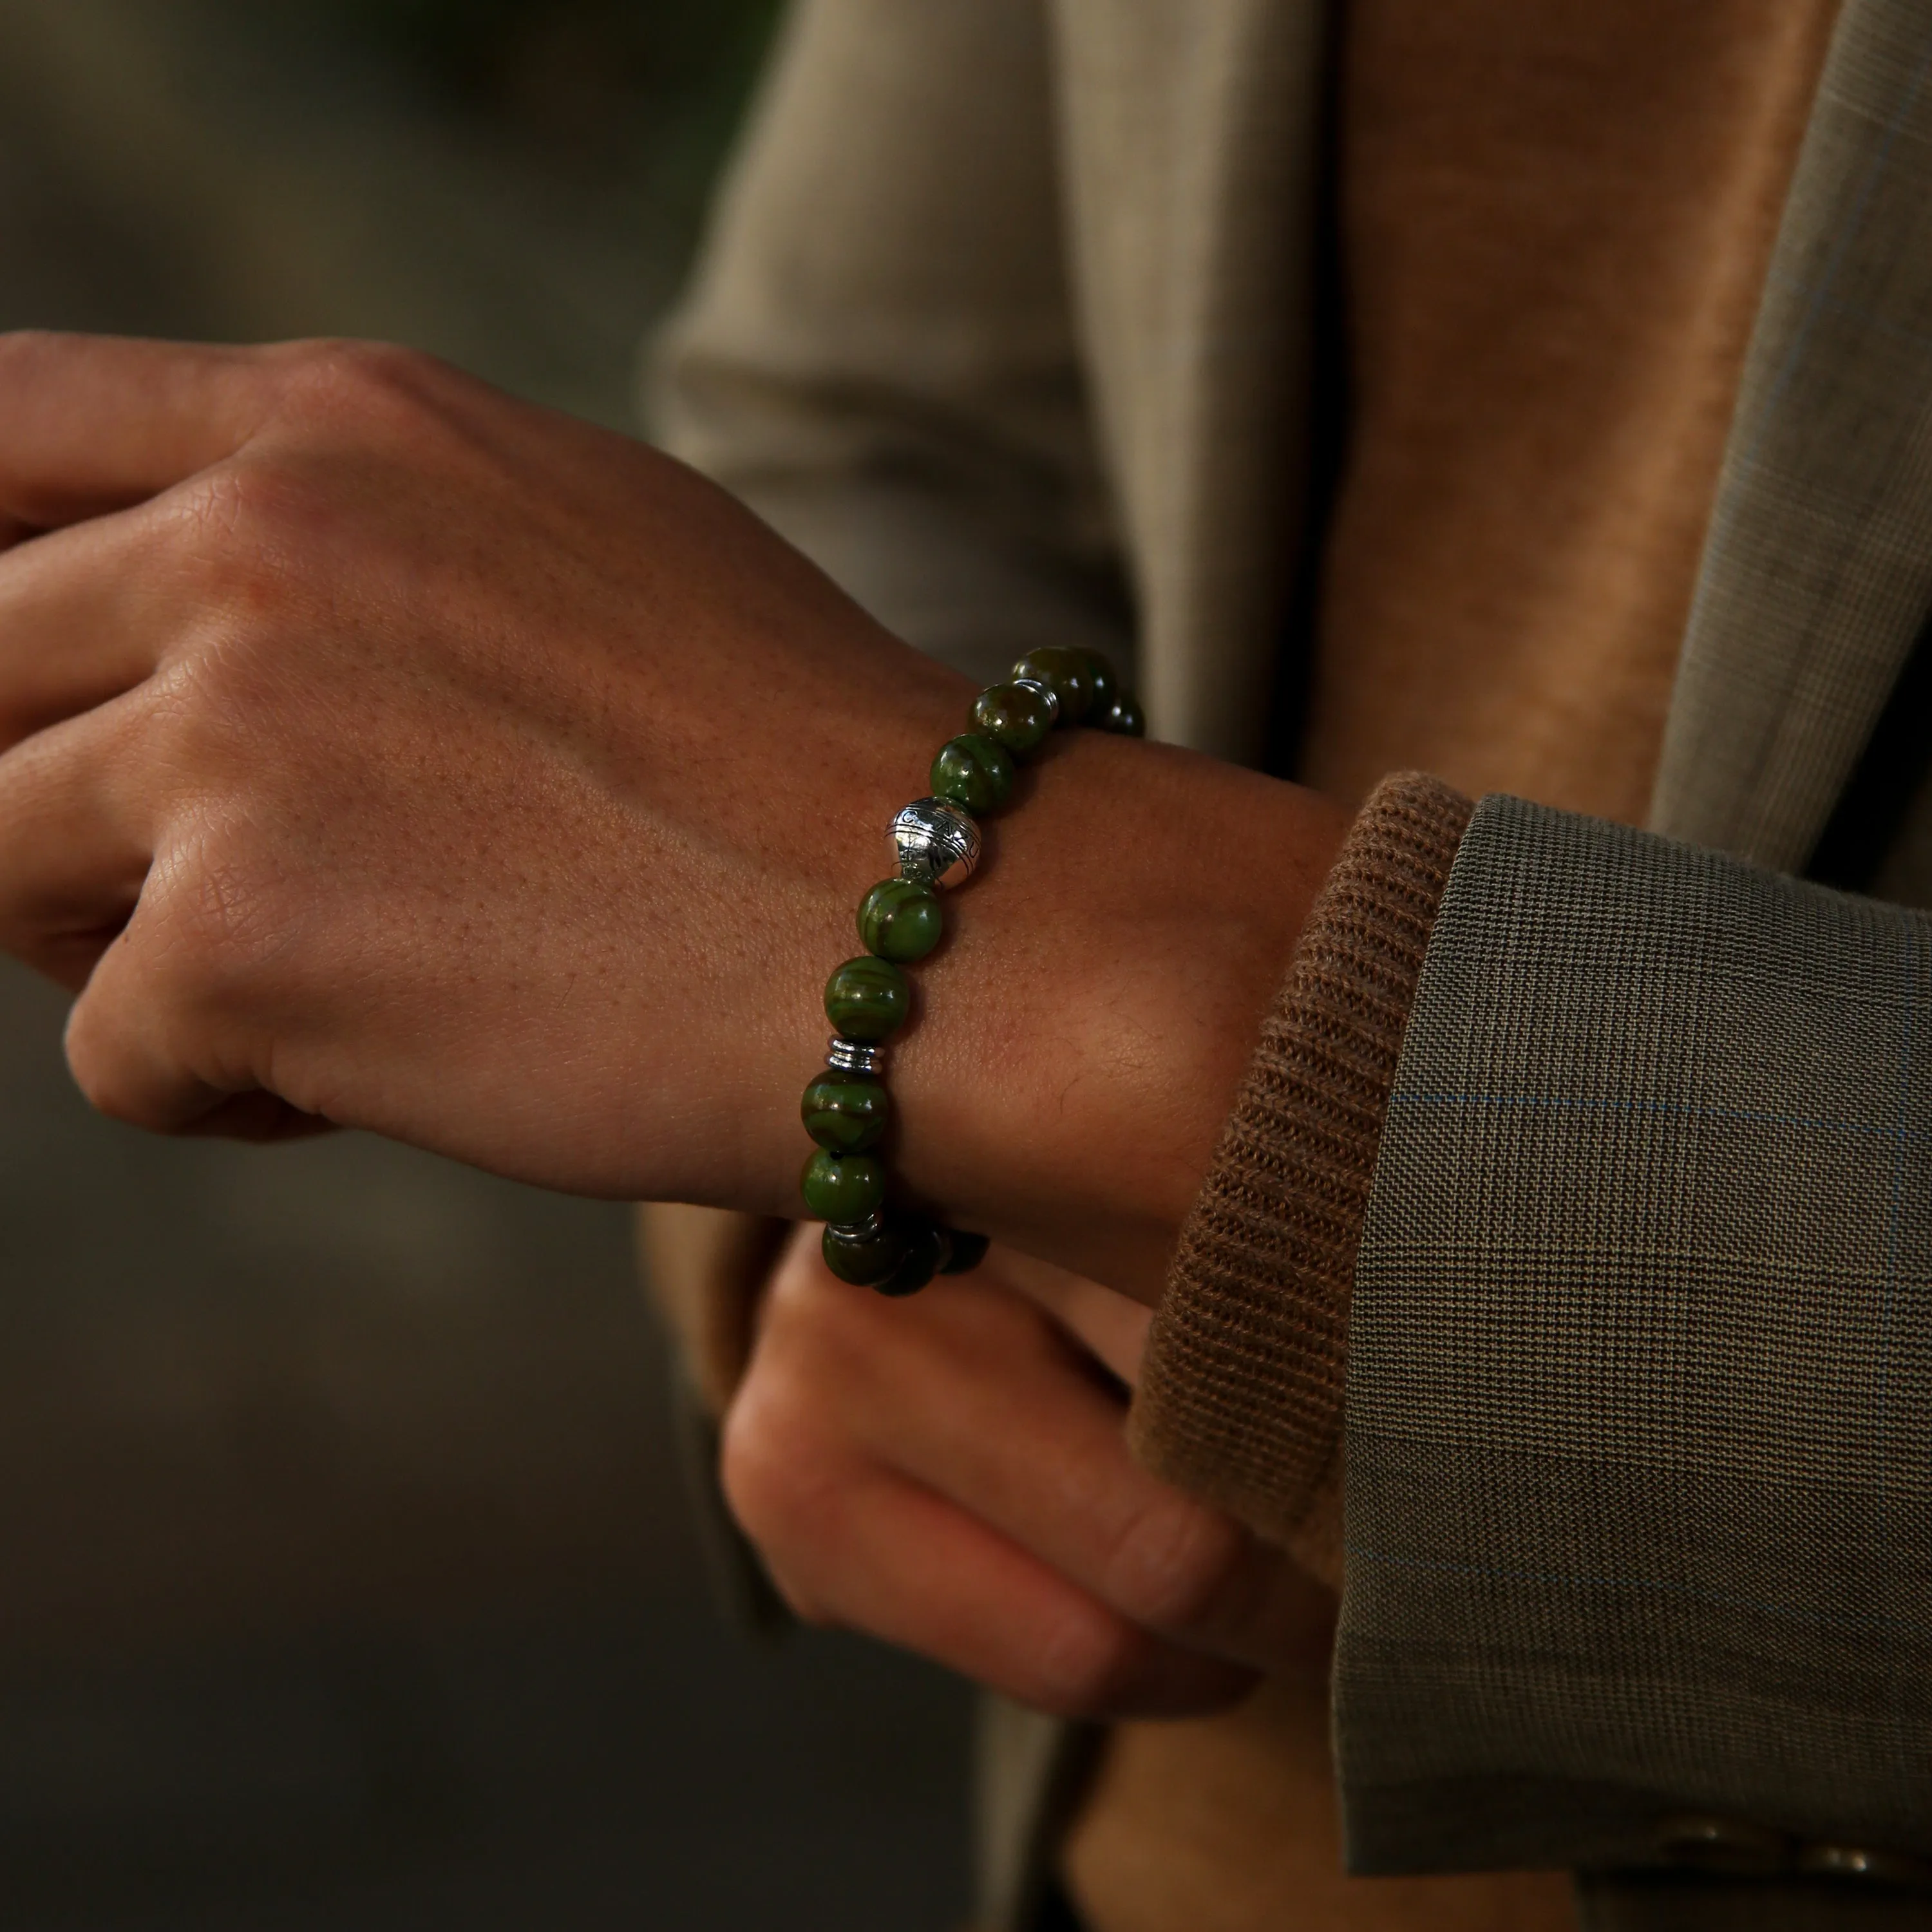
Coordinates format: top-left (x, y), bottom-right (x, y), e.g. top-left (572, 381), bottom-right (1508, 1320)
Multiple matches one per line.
top-left (721, 1226), bottom-right (1336, 1717)
top-left (0, 332), bottom-right (1345, 1300)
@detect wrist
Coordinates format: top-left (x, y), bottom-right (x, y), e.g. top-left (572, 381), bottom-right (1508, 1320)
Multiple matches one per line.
top-left (888, 733), bottom-right (1349, 1304)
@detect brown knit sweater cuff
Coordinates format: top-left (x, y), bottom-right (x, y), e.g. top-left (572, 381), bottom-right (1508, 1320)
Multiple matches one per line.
top-left (1126, 772), bottom-right (1474, 1590)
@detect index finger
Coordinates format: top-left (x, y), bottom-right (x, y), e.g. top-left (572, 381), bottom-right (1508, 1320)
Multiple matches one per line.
top-left (0, 332), bottom-right (276, 533)
top-left (982, 1245), bottom-right (1153, 1389)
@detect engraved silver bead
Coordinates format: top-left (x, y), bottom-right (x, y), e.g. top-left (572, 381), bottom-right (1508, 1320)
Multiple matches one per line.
top-left (827, 1036), bottom-right (885, 1077)
top-left (891, 797), bottom-right (981, 887)
top-left (1009, 675), bottom-right (1060, 725)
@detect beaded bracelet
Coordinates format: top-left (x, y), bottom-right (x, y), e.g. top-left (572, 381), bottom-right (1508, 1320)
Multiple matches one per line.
top-left (800, 645), bottom-right (1143, 1296)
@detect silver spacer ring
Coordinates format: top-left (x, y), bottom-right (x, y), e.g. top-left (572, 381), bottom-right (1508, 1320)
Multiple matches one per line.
top-left (826, 1036), bottom-right (885, 1076)
top-left (1009, 675), bottom-right (1060, 724)
top-left (827, 1208), bottom-right (888, 1240)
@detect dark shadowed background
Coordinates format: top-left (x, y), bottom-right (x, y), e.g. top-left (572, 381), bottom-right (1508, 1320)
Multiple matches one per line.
top-left (0, 3), bottom-right (973, 1926)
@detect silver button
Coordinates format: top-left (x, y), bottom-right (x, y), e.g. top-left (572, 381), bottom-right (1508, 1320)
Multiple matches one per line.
top-left (1654, 1814), bottom-right (1791, 1877)
top-left (1797, 1844), bottom-right (1932, 1888)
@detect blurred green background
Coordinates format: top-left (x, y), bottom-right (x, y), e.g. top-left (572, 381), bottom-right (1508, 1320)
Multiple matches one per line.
top-left (0, 3), bottom-right (972, 1927)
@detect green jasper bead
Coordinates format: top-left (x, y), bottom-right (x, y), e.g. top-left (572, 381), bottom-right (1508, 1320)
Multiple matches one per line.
top-left (858, 877), bottom-right (943, 962)
top-left (1099, 690), bottom-right (1146, 737)
top-left (800, 1148), bottom-right (887, 1223)
top-left (971, 681), bottom-right (1056, 757)
top-left (1012, 645), bottom-right (1097, 724)
top-left (823, 955), bottom-right (910, 1039)
top-left (939, 1230), bottom-right (990, 1275)
top-left (822, 1215), bottom-right (910, 1287)
top-left (801, 1072), bottom-right (891, 1153)
top-left (1076, 649), bottom-right (1119, 716)
top-left (875, 1217), bottom-right (949, 1298)
top-left (931, 733), bottom-right (1015, 815)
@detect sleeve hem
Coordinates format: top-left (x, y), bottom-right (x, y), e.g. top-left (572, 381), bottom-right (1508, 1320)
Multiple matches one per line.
top-left (1126, 772), bottom-right (1475, 1587)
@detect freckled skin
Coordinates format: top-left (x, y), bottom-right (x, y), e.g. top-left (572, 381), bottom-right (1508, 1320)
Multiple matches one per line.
top-left (0, 330), bottom-right (1343, 1307)
top-left (0, 328), bottom-right (1353, 1734)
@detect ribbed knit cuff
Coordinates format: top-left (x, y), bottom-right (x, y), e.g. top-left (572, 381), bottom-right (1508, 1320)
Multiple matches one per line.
top-left (1126, 772), bottom-right (1475, 1590)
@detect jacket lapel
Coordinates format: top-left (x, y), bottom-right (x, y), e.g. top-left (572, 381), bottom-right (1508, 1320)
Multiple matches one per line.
top-left (1651, 0), bottom-right (1932, 870)
top-left (1050, 0), bottom-right (1328, 763)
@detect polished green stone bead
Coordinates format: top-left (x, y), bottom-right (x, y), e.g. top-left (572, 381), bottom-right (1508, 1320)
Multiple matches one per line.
top-left (938, 1230), bottom-right (990, 1275)
top-left (858, 877), bottom-right (943, 962)
top-left (801, 1072), bottom-right (891, 1153)
top-left (823, 955), bottom-right (910, 1039)
top-left (1099, 690), bottom-right (1146, 737)
top-left (822, 1214), bottom-right (909, 1287)
top-left (875, 1217), bottom-right (949, 1297)
top-left (931, 733), bottom-right (1015, 815)
top-left (1012, 645), bottom-right (1097, 724)
top-left (971, 681), bottom-right (1056, 757)
top-left (1077, 649), bottom-right (1119, 717)
top-left (800, 1148), bottom-right (887, 1223)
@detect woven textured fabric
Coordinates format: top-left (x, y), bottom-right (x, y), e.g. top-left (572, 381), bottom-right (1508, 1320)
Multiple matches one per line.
top-left (1129, 773), bottom-right (1474, 1580)
top-left (1651, 0), bottom-right (1932, 871)
top-left (1338, 792), bottom-right (1932, 1876)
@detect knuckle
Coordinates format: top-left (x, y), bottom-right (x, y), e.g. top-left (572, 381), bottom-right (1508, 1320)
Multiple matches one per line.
top-left (61, 989), bottom-right (144, 1126)
top-left (142, 829), bottom-right (293, 1015)
top-left (137, 583), bottom-right (314, 778)
top-left (762, 1247), bottom-right (893, 1369)
top-left (167, 461), bottom-right (326, 590)
top-left (762, 1565), bottom-right (838, 1631)
top-left (762, 1243), bottom-right (840, 1329)
top-left (294, 335), bottom-right (423, 392)
top-left (1028, 1605), bottom-right (1159, 1719)
top-left (716, 1385), bottom-right (785, 1537)
top-left (717, 1379), bottom-right (852, 1634)
top-left (1100, 1492), bottom-right (1252, 1638)
top-left (718, 1361), bottom-right (837, 1549)
top-left (721, 1264), bottom-right (907, 1614)
top-left (277, 337), bottom-right (455, 433)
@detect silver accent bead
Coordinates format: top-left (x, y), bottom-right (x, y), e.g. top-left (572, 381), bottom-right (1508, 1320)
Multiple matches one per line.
top-left (1009, 675), bottom-right (1060, 725)
top-left (827, 1036), bottom-right (884, 1076)
top-left (828, 1208), bottom-right (888, 1240)
top-left (891, 797), bottom-right (981, 887)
